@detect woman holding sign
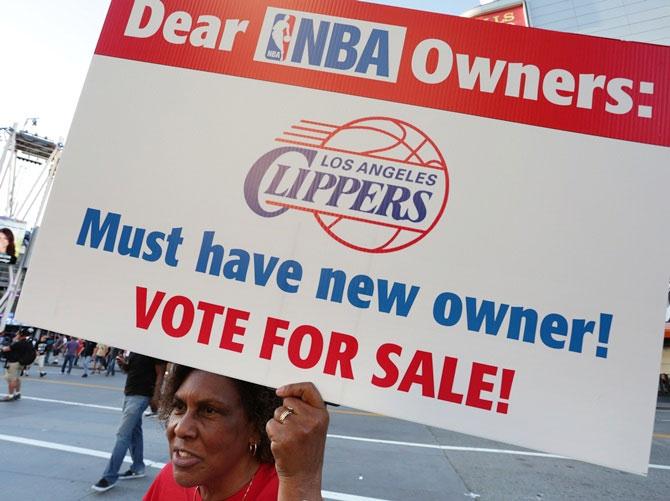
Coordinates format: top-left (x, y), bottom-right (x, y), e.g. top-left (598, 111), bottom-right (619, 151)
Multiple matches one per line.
top-left (144, 365), bottom-right (329, 500)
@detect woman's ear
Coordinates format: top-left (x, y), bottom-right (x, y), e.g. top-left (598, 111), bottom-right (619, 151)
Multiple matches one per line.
top-left (248, 426), bottom-right (261, 444)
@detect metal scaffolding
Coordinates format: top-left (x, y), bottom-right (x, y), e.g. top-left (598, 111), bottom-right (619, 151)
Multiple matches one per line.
top-left (0, 123), bottom-right (62, 330)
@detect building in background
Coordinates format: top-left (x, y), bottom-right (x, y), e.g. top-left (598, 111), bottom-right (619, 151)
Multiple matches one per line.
top-left (463, 0), bottom-right (529, 26)
top-left (462, 0), bottom-right (670, 46)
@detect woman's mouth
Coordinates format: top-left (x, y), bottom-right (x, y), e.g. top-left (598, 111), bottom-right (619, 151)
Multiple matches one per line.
top-left (172, 448), bottom-right (202, 468)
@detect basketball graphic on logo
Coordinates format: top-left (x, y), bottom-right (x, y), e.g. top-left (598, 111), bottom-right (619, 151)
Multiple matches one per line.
top-left (245, 116), bottom-right (449, 254)
top-left (314, 117), bottom-right (449, 253)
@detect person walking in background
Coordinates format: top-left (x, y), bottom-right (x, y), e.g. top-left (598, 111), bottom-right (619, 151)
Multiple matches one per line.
top-left (61, 337), bottom-right (79, 374)
top-left (44, 333), bottom-right (55, 365)
top-left (92, 343), bottom-right (109, 374)
top-left (74, 338), bottom-right (85, 366)
top-left (106, 347), bottom-right (119, 376)
top-left (80, 340), bottom-right (96, 378)
top-left (51, 334), bottom-right (66, 366)
top-left (22, 328), bottom-right (36, 377)
top-left (36, 333), bottom-right (48, 377)
top-left (92, 352), bottom-right (165, 492)
top-left (1, 331), bottom-right (34, 401)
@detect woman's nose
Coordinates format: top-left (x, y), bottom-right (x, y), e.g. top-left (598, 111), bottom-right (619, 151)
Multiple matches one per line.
top-left (172, 410), bottom-right (198, 439)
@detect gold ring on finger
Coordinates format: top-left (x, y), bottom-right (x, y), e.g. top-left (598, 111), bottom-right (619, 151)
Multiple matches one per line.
top-left (278, 406), bottom-right (296, 424)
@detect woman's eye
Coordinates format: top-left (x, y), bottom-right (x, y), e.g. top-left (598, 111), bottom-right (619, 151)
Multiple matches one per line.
top-left (171, 400), bottom-right (186, 413)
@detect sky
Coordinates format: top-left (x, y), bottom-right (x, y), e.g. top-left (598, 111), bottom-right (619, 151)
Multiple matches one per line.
top-left (0, 0), bottom-right (479, 142)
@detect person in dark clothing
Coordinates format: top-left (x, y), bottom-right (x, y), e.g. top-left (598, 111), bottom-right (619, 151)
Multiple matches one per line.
top-left (44, 333), bottom-right (55, 365)
top-left (1, 331), bottom-right (33, 401)
top-left (80, 340), bottom-right (97, 378)
top-left (106, 347), bottom-right (119, 376)
top-left (92, 352), bottom-right (165, 492)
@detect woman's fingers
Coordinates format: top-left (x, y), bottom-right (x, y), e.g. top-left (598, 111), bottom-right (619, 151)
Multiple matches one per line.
top-left (267, 382), bottom-right (329, 468)
top-left (276, 382), bottom-right (326, 409)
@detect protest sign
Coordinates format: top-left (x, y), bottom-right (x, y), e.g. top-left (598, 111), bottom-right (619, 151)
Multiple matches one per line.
top-left (16, 0), bottom-right (670, 474)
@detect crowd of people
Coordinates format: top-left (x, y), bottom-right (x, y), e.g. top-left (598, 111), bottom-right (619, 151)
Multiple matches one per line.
top-left (54, 335), bottom-right (120, 377)
top-left (1, 328), bottom-right (122, 401)
top-left (1, 328), bottom-right (120, 377)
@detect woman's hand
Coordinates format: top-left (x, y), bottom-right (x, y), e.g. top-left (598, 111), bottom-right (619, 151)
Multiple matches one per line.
top-left (267, 382), bottom-right (329, 501)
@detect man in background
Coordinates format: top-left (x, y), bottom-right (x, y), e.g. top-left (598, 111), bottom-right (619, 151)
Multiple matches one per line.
top-left (35, 333), bottom-right (48, 377)
top-left (1, 330), bottom-right (34, 401)
top-left (92, 352), bottom-right (165, 492)
top-left (61, 337), bottom-right (79, 374)
top-left (80, 339), bottom-right (96, 378)
top-left (51, 333), bottom-right (66, 366)
top-left (44, 332), bottom-right (55, 365)
top-left (105, 347), bottom-right (119, 376)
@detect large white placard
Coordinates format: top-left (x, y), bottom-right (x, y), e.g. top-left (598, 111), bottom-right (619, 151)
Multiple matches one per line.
top-left (17, 0), bottom-right (670, 474)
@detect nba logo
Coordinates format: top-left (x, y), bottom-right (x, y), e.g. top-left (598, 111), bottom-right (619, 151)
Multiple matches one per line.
top-left (265, 13), bottom-right (295, 61)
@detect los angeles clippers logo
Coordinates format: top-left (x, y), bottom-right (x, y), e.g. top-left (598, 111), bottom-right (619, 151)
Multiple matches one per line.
top-left (244, 117), bottom-right (449, 253)
top-left (265, 13), bottom-right (295, 61)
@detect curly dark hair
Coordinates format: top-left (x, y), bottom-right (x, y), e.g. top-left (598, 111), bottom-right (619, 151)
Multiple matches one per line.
top-left (158, 365), bottom-right (282, 463)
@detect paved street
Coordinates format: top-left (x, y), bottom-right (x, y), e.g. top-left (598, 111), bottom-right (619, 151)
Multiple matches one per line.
top-left (1, 364), bottom-right (670, 500)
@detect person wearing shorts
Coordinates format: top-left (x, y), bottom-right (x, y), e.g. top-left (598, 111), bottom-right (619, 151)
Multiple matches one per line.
top-left (1, 331), bottom-right (32, 401)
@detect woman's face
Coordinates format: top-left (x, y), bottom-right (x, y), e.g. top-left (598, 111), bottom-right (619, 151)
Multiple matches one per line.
top-left (166, 371), bottom-right (259, 491)
top-left (0, 232), bottom-right (8, 253)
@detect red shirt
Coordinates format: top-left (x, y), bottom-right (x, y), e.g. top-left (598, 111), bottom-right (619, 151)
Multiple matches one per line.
top-left (144, 462), bottom-right (278, 500)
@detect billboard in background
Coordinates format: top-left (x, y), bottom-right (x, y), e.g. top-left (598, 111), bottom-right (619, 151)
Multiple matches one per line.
top-left (16, 0), bottom-right (670, 474)
top-left (473, 3), bottom-right (528, 27)
top-left (0, 216), bottom-right (27, 265)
